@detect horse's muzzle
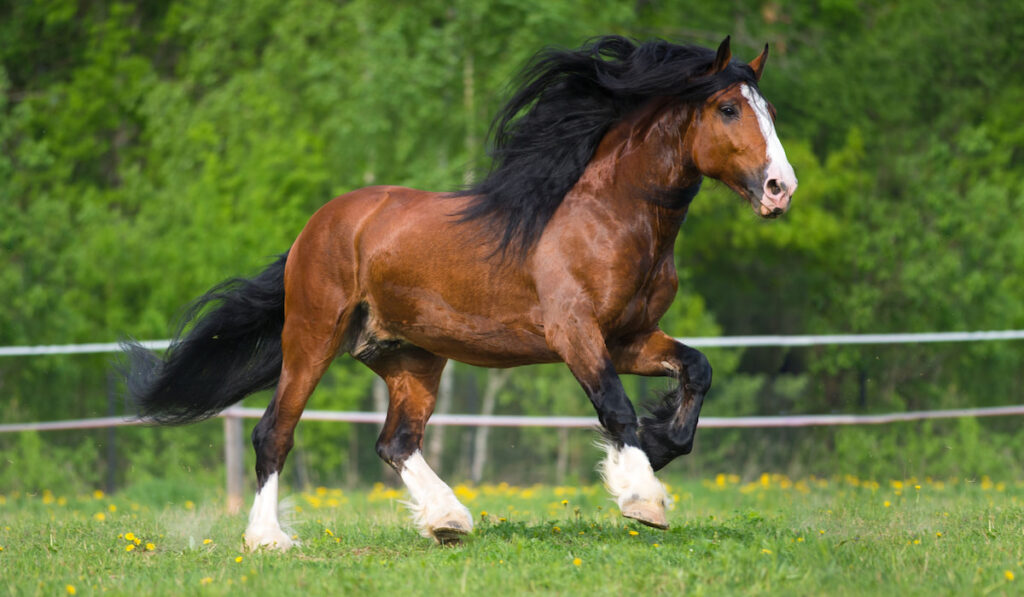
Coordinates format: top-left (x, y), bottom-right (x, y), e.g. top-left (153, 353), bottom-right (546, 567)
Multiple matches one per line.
top-left (757, 177), bottom-right (795, 217)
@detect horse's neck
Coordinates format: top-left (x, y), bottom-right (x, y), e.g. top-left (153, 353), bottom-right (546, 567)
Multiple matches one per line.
top-left (570, 100), bottom-right (700, 253)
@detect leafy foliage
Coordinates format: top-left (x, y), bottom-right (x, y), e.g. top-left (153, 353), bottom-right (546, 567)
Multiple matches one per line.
top-left (1, 0), bottom-right (1023, 490)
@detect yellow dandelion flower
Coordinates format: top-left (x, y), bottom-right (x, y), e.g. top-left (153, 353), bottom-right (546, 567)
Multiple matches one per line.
top-left (819, 529), bottom-right (825, 535)
top-left (499, 517), bottom-right (507, 523)
top-left (93, 490), bottom-right (104, 500)
top-left (134, 538), bottom-right (141, 545)
top-left (185, 501), bottom-right (195, 510)
top-left (146, 543), bottom-right (155, 551)
top-left (1006, 570), bottom-right (1015, 581)
top-left (653, 543), bottom-right (660, 548)
top-left (912, 539), bottom-right (920, 545)
top-left (552, 526), bottom-right (561, 533)
top-left (572, 557), bottom-right (582, 567)
top-left (93, 512), bottom-right (106, 522)
top-left (0, 546), bottom-right (5, 551)
top-left (762, 549), bottom-right (772, 554)
top-left (480, 511), bottom-right (488, 517)
top-left (324, 528), bottom-right (334, 537)
top-left (200, 577), bottom-right (213, 585)
top-left (108, 504), bottom-right (117, 512)
top-left (66, 585), bottom-right (77, 595)
top-left (884, 501), bottom-right (891, 507)
top-left (125, 544), bottom-right (135, 552)
top-left (203, 539), bottom-right (212, 545)
top-left (797, 537), bottom-right (804, 542)
top-left (235, 556), bottom-right (243, 563)
top-left (125, 533), bottom-right (136, 542)
top-left (936, 532), bottom-right (943, 538)
top-left (561, 500), bottom-right (568, 506)
top-left (628, 530), bottom-right (639, 536)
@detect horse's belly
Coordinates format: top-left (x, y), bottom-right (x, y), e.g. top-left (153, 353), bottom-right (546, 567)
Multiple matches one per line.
top-left (361, 253), bottom-right (555, 366)
top-left (364, 295), bottom-right (556, 367)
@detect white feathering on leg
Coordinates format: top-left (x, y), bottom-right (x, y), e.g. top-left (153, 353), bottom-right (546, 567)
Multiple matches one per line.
top-left (399, 451), bottom-right (473, 539)
top-left (244, 473), bottom-right (295, 551)
top-left (597, 441), bottom-right (672, 510)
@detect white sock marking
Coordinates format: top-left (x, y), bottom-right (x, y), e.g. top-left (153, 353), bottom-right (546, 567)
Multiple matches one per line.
top-left (244, 473), bottom-right (294, 550)
top-left (598, 443), bottom-right (671, 509)
top-left (400, 451), bottom-right (473, 538)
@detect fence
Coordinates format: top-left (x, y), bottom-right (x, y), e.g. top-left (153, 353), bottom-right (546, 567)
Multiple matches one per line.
top-left (2, 330), bottom-right (1023, 511)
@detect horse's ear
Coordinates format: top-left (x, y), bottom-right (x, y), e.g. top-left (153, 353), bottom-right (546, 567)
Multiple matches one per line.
top-left (749, 44), bottom-right (769, 82)
top-left (709, 36), bottom-right (732, 75)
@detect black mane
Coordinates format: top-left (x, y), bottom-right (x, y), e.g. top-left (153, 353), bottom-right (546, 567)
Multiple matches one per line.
top-left (456, 35), bottom-right (759, 259)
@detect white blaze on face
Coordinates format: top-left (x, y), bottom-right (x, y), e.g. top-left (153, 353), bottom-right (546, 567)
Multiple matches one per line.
top-left (739, 83), bottom-right (797, 206)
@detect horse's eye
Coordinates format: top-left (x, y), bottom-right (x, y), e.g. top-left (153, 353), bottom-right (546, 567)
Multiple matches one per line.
top-left (719, 105), bottom-right (738, 118)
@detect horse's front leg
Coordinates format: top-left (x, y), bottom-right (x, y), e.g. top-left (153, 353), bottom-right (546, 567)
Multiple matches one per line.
top-left (612, 329), bottom-right (712, 471)
top-left (545, 318), bottom-right (671, 529)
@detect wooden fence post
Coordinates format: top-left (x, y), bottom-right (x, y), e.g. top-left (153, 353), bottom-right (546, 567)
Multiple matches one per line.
top-left (224, 409), bottom-right (245, 514)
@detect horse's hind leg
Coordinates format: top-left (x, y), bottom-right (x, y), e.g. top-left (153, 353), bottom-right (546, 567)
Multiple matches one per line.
top-left (365, 347), bottom-right (472, 544)
top-left (245, 310), bottom-right (346, 551)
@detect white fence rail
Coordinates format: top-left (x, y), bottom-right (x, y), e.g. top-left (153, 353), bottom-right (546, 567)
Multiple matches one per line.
top-left (3, 330), bottom-right (1024, 357)
top-left (7, 404), bottom-right (1024, 435)
top-left (3, 331), bottom-right (1023, 511)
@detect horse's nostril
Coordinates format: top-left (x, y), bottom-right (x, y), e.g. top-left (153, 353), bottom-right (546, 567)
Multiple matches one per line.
top-left (766, 179), bottom-right (783, 196)
top-left (771, 206), bottom-right (784, 216)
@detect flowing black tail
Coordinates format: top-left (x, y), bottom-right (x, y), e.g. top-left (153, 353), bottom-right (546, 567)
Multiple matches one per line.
top-left (121, 253), bottom-right (289, 425)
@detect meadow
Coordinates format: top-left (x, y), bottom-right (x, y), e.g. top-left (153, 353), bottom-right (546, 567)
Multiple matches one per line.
top-left (2, 474), bottom-right (1023, 596)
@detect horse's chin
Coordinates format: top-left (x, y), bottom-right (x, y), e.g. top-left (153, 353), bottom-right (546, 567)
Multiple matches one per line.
top-left (755, 200), bottom-right (786, 218)
top-left (745, 193), bottom-right (790, 219)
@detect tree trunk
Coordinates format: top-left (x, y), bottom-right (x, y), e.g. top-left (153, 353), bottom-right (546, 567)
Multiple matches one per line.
top-left (555, 427), bottom-right (570, 485)
top-left (372, 376), bottom-right (391, 482)
top-left (426, 363), bottom-right (454, 471)
top-left (471, 369), bottom-right (511, 483)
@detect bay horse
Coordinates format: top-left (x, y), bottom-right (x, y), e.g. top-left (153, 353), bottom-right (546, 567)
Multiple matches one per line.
top-left (123, 35), bottom-right (796, 549)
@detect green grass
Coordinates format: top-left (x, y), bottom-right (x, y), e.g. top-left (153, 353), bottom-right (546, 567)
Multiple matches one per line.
top-left (2, 474), bottom-right (1024, 596)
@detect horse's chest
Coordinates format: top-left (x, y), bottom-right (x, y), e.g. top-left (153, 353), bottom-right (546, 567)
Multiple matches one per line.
top-left (601, 256), bottom-right (678, 335)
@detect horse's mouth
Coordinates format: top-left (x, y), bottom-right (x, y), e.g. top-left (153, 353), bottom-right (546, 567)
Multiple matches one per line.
top-left (756, 199), bottom-right (787, 218)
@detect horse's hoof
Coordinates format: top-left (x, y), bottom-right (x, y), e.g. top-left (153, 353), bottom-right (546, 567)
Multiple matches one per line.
top-left (244, 536), bottom-right (295, 551)
top-left (431, 519), bottom-right (470, 545)
top-left (244, 527), bottom-right (295, 551)
top-left (621, 500), bottom-right (669, 530)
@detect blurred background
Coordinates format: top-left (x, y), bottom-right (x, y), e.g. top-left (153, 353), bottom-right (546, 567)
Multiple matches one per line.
top-left (1, 0), bottom-right (1022, 495)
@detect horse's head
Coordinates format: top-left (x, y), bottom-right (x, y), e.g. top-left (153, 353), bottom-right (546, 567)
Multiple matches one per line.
top-left (689, 38), bottom-right (797, 218)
